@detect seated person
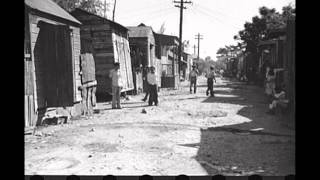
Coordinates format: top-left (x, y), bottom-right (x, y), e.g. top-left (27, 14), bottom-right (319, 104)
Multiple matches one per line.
top-left (267, 85), bottom-right (289, 115)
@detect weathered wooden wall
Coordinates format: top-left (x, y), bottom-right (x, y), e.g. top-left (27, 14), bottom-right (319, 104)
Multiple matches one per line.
top-left (72, 10), bottom-right (134, 94)
top-left (112, 31), bottom-right (134, 92)
top-left (25, 10), bottom-right (36, 127)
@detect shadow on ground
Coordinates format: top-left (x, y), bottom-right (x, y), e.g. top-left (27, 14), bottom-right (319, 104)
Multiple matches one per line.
top-left (181, 79), bottom-right (295, 175)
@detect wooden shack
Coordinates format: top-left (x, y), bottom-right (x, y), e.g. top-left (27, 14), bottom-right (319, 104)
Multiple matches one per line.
top-left (25, 0), bottom-right (83, 127)
top-left (71, 8), bottom-right (134, 96)
top-left (127, 24), bottom-right (160, 92)
top-left (154, 33), bottom-right (180, 89)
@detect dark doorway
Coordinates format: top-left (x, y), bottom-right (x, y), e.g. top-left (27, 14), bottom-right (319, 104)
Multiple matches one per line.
top-left (38, 21), bottom-right (74, 107)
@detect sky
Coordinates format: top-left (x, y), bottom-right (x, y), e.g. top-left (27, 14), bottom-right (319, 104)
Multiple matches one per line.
top-left (102, 0), bottom-right (295, 61)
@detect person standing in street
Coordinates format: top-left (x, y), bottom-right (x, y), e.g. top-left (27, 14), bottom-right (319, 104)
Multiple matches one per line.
top-left (147, 66), bottom-right (158, 106)
top-left (206, 66), bottom-right (217, 97)
top-left (142, 67), bottom-right (150, 102)
top-left (189, 65), bottom-right (199, 94)
top-left (109, 62), bottom-right (123, 109)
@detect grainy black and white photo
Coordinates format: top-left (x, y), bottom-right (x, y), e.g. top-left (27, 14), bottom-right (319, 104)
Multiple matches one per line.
top-left (24, 0), bottom-right (295, 177)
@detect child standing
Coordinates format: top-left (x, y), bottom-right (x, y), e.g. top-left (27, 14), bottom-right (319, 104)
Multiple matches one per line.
top-left (109, 62), bottom-right (123, 109)
top-left (147, 66), bottom-right (158, 106)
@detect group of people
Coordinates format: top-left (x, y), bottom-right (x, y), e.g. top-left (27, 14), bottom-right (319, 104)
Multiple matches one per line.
top-left (109, 62), bottom-right (218, 109)
top-left (109, 63), bottom-right (159, 109)
top-left (142, 66), bottom-right (159, 106)
top-left (189, 65), bottom-right (217, 97)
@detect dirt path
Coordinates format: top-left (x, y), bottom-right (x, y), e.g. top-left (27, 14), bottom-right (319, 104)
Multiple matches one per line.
top-left (25, 76), bottom-right (295, 176)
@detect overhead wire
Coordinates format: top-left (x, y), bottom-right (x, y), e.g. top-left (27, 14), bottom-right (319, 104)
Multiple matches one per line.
top-left (191, 5), bottom-right (242, 30)
top-left (120, 6), bottom-right (177, 23)
top-left (193, 2), bottom-right (245, 24)
top-left (139, 8), bottom-right (177, 24)
top-left (117, 2), bottom-right (173, 20)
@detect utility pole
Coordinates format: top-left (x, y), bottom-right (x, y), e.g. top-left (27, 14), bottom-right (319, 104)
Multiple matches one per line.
top-left (104, 0), bottom-right (107, 18)
top-left (195, 33), bottom-right (203, 61)
top-left (174, 0), bottom-right (192, 79)
top-left (193, 44), bottom-right (197, 56)
top-left (113, 0), bottom-right (117, 21)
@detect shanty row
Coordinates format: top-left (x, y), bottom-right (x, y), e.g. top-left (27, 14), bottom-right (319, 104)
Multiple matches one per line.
top-left (25, 0), bottom-right (194, 127)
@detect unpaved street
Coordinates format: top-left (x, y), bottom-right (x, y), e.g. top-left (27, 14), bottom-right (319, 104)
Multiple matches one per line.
top-left (25, 76), bottom-right (295, 176)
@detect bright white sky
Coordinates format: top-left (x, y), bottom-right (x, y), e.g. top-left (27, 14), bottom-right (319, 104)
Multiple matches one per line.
top-left (102, 0), bottom-right (295, 61)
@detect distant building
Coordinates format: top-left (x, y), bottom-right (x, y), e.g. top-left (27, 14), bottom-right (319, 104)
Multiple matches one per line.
top-left (127, 23), bottom-right (160, 92)
top-left (154, 33), bottom-right (180, 89)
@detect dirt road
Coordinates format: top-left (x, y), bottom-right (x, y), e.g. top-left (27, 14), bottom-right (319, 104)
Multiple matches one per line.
top-left (25, 76), bottom-right (295, 176)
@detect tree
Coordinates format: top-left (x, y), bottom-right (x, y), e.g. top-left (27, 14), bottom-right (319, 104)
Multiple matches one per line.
top-left (158, 22), bottom-right (166, 34)
top-left (53, 0), bottom-right (106, 16)
top-left (216, 47), bottom-right (228, 57)
top-left (53, 0), bottom-right (79, 12)
top-left (234, 4), bottom-right (295, 54)
top-left (78, 0), bottom-right (104, 15)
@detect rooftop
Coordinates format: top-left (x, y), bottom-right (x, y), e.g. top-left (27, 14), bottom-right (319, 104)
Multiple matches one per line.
top-left (25, 0), bottom-right (81, 24)
top-left (71, 8), bottom-right (128, 31)
top-left (127, 23), bottom-right (154, 38)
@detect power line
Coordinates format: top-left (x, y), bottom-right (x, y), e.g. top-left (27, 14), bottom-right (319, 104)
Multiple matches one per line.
top-left (118, 4), bottom-right (176, 20)
top-left (197, 7), bottom-right (243, 29)
top-left (193, 2), bottom-right (244, 23)
top-left (121, 7), bottom-right (176, 23)
top-left (192, 6), bottom-right (241, 29)
top-left (141, 9), bottom-right (177, 24)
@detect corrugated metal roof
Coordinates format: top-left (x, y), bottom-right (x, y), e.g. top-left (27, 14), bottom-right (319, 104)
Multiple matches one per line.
top-left (25, 0), bottom-right (81, 24)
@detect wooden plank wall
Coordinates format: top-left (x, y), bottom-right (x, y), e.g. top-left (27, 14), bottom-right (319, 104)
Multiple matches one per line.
top-left (73, 11), bottom-right (134, 94)
top-left (73, 12), bottom-right (114, 94)
top-left (70, 27), bottom-right (82, 102)
top-left (29, 13), bottom-right (81, 110)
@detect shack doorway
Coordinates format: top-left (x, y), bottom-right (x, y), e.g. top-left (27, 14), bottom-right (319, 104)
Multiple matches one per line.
top-left (38, 21), bottom-right (74, 108)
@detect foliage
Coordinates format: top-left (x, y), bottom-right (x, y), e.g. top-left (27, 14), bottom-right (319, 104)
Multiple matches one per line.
top-left (53, 0), bottom-right (107, 16)
top-left (234, 4), bottom-right (295, 54)
top-left (158, 22), bottom-right (166, 34)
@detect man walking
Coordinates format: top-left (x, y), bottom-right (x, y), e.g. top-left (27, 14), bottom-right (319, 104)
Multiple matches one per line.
top-left (109, 62), bottom-right (123, 109)
top-left (206, 66), bottom-right (217, 97)
top-left (147, 66), bottom-right (158, 106)
top-left (189, 65), bottom-right (199, 94)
